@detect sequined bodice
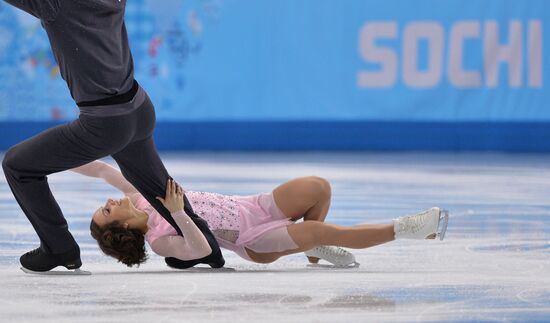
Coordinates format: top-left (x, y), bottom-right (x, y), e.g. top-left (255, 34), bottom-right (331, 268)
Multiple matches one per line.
top-left (186, 191), bottom-right (240, 243)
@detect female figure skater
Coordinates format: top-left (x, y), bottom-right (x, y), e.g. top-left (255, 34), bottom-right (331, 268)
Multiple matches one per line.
top-left (72, 160), bottom-right (448, 267)
top-left (2, 0), bottom-right (223, 273)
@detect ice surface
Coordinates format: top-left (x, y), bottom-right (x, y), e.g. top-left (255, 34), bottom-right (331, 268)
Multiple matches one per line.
top-left (1, 152), bottom-right (549, 322)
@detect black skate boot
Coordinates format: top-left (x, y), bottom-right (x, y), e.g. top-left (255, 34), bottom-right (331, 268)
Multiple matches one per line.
top-left (165, 256), bottom-right (199, 270)
top-left (203, 248), bottom-right (225, 268)
top-left (176, 204), bottom-right (226, 269)
top-left (164, 195), bottom-right (226, 270)
top-left (165, 248), bottom-right (225, 270)
top-left (20, 247), bottom-right (88, 275)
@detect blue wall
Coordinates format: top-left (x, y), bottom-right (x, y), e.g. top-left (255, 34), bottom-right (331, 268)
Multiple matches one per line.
top-left (0, 0), bottom-right (548, 151)
top-left (2, 121), bottom-right (549, 152)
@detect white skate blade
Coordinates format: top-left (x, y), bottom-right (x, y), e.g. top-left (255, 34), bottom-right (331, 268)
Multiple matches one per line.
top-left (437, 209), bottom-right (449, 241)
top-left (307, 261), bottom-right (360, 269)
top-left (21, 267), bottom-right (92, 276)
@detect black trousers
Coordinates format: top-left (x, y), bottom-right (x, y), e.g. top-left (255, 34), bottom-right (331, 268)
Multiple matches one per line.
top-left (2, 93), bottom-right (223, 266)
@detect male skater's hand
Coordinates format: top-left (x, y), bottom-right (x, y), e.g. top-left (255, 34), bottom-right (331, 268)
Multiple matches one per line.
top-left (156, 179), bottom-right (186, 213)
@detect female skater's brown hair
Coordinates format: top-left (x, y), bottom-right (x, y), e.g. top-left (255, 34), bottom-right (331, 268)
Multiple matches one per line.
top-left (90, 220), bottom-right (148, 267)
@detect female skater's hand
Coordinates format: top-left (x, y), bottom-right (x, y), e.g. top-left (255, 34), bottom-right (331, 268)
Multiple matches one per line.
top-left (156, 179), bottom-right (186, 213)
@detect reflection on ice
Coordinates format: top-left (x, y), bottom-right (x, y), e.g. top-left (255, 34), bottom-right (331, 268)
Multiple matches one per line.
top-left (470, 240), bottom-right (550, 253)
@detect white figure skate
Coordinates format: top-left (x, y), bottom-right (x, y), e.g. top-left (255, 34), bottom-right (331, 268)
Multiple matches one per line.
top-left (394, 207), bottom-right (449, 240)
top-left (305, 246), bottom-right (360, 268)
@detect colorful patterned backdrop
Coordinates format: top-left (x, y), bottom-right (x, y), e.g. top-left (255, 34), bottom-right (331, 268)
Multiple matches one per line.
top-left (0, 0), bottom-right (548, 122)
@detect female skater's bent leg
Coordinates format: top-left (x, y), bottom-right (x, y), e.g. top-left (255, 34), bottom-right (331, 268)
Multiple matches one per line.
top-left (111, 136), bottom-right (225, 268)
top-left (272, 176), bottom-right (332, 263)
top-left (272, 176), bottom-right (332, 222)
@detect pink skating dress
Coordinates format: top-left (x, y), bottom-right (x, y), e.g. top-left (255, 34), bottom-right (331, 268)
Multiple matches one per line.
top-left (135, 191), bottom-right (298, 262)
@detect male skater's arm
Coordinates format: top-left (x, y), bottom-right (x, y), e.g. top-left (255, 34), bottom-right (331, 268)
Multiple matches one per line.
top-left (151, 180), bottom-right (212, 260)
top-left (3, 0), bottom-right (60, 22)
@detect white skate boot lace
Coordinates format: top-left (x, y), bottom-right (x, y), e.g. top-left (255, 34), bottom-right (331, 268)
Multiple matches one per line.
top-left (400, 212), bottom-right (428, 233)
top-left (318, 246), bottom-right (348, 258)
top-left (395, 209), bottom-right (437, 239)
top-left (306, 246), bottom-right (355, 266)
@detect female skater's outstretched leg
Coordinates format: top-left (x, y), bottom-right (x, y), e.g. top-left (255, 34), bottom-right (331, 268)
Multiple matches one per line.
top-left (246, 205), bottom-right (447, 264)
top-left (245, 221), bottom-right (395, 264)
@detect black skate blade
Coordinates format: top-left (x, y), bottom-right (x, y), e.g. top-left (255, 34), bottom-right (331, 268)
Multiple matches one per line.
top-left (169, 266), bottom-right (236, 273)
top-left (307, 261), bottom-right (360, 269)
top-left (21, 267), bottom-right (92, 276)
top-left (437, 209), bottom-right (449, 241)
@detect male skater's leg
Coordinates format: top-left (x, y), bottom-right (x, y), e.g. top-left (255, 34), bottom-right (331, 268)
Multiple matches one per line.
top-left (112, 136), bottom-right (225, 268)
top-left (109, 97), bottom-right (224, 268)
top-left (1, 118), bottom-right (130, 271)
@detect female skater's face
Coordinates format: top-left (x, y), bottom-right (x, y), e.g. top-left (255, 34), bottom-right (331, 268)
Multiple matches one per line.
top-left (92, 196), bottom-right (135, 227)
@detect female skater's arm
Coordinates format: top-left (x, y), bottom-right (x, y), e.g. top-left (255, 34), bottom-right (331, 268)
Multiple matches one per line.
top-left (70, 160), bottom-right (140, 197)
top-left (150, 179), bottom-right (212, 260)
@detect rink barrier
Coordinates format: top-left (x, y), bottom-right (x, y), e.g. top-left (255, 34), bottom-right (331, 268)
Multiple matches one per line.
top-left (0, 121), bottom-right (549, 152)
